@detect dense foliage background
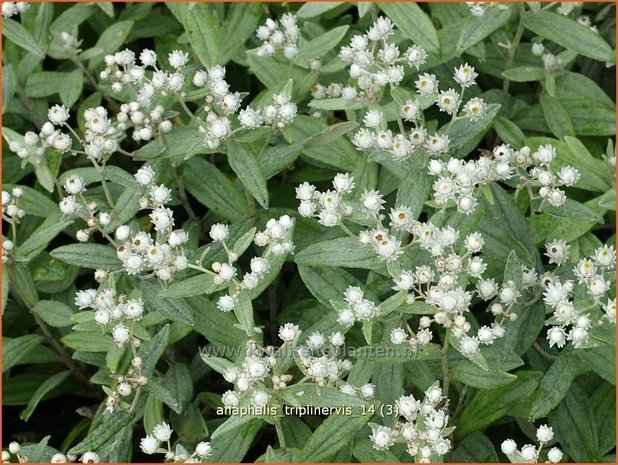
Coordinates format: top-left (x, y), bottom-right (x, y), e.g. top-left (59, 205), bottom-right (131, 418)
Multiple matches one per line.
top-left (2, 2), bottom-right (616, 463)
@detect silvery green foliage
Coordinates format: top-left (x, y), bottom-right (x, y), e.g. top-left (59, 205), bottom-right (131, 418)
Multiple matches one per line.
top-left (1, 2), bottom-right (616, 463)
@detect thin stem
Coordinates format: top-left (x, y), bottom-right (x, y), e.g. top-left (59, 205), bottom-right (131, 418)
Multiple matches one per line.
top-left (526, 181), bottom-right (537, 262)
top-left (91, 159), bottom-right (116, 210)
top-left (502, 5), bottom-right (526, 93)
top-left (172, 164), bottom-right (197, 220)
top-left (441, 331), bottom-right (451, 398)
top-left (339, 222), bottom-right (357, 238)
top-left (533, 341), bottom-right (557, 361)
top-left (273, 414), bottom-right (287, 452)
top-left (129, 386), bottom-right (142, 413)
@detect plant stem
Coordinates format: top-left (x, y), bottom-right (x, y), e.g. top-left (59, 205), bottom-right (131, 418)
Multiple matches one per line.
top-left (533, 341), bottom-right (557, 361)
top-left (502, 5), bottom-right (526, 94)
top-left (273, 414), bottom-right (287, 452)
top-left (441, 331), bottom-right (451, 398)
top-left (172, 164), bottom-right (197, 220)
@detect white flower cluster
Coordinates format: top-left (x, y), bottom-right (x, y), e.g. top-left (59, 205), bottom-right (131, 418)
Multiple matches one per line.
top-left (501, 424), bottom-right (562, 463)
top-left (81, 105), bottom-right (125, 160)
top-left (297, 330), bottom-right (357, 388)
top-left (116, 101), bottom-right (173, 144)
top-left (193, 65), bottom-right (297, 146)
top-left (295, 173), bottom-right (355, 227)
top-left (2, 187), bottom-right (25, 222)
top-left (338, 17), bottom-right (424, 100)
top-left (336, 286), bottom-right (380, 327)
top-left (215, 215), bottom-right (294, 316)
top-left (543, 243), bottom-right (615, 349)
top-left (140, 422), bottom-right (211, 462)
top-left (426, 143), bottom-right (579, 214)
top-left (530, 41), bottom-right (564, 72)
top-left (74, 286), bottom-right (148, 412)
top-left (219, 340), bottom-right (278, 407)
top-left (2, 2), bottom-right (29, 18)
top-left (2, 442), bottom-right (81, 464)
top-left (349, 63), bottom-right (487, 162)
top-left (465, 2), bottom-right (508, 17)
top-left (368, 383), bottom-right (452, 460)
top-left (114, 167), bottom-right (188, 280)
top-left (256, 14), bottom-right (300, 59)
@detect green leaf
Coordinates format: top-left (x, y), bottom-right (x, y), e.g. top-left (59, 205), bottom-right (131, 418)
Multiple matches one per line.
top-left (395, 165), bottom-right (432, 220)
top-left (89, 21), bottom-right (134, 68)
top-left (452, 432), bottom-right (499, 462)
top-left (162, 274), bottom-right (226, 298)
top-left (59, 68), bottom-right (84, 108)
top-left (298, 265), bottom-right (367, 308)
top-left (163, 363), bottom-right (193, 413)
top-left (456, 371), bottom-right (542, 440)
top-left (168, 3), bottom-right (219, 67)
top-left (538, 197), bottom-right (604, 224)
top-left (523, 10), bottom-right (615, 63)
top-left (18, 215), bottom-right (73, 259)
top-left (297, 25), bottom-right (349, 62)
top-left (183, 157), bottom-right (249, 222)
top-left (591, 382), bottom-right (616, 456)
top-left (21, 371), bottom-right (71, 421)
top-left (549, 383), bottom-right (600, 461)
top-left (96, 2), bottom-right (115, 17)
top-left (573, 345), bottom-right (616, 385)
top-left (3, 335), bottom-right (44, 372)
top-left (456, 7), bottom-right (511, 54)
top-left (234, 290), bottom-right (256, 336)
top-left (300, 409), bottom-right (372, 461)
top-left (207, 418), bottom-right (262, 462)
top-left (138, 324), bottom-right (170, 378)
top-left (32, 300), bottom-right (74, 328)
top-left (143, 379), bottom-right (180, 413)
top-left (258, 143), bottom-right (304, 179)
top-left (140, 281), bottom-right (195, 326)
top-left (445, 103), bottom-right (500, 158)
top-left (50, 244), bottom-right (120, 270)
top-left (297, 2), bottom-right (344, 18)
top-left (308, 98), bottom-right (367, 111)
top-left (305, 122), bottom-right (358, 149)
top-left (218, 3), bottom-right (261, 64)
top-left (68, 410), bottom-right (134, 455)
top-left (61, 332), bottom-right (114, 352)
top-left (540, 94), bottom-right (575, 139)
top-left (2, 18), bottom-right (46, 58)
top-left (227, 141), bottom-right (269, 209)
top-left (501, 66), bottom-right (546, 82)
top-left (295, 237), bottom-right (382, 269)
top-left (3, 64), bottom-right (17, 113)
top-left (529, 352), bottom-right (582, 420)
top-left (379, 3), bottom-right (440, 54)
top-left (494, 117), bottom-right (526, 147)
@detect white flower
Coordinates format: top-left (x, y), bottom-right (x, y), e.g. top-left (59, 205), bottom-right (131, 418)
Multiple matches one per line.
top-left (361, 190), bottom-right (385, 215)
top-left (51, 453), bottom-right (67, 463)
top-left (415, 73), bottom-right (438, 95)
top-left (168, 229), bottom-right (189, 247)
top-left (222, 390), bottom-right (239, 407)
top-left (81, 452), bottom-right (100, 463)
top-left (370, 425), bottom-right (395, 450)
top-left (533, 144), bottom-right (556, 165)
top-left (153, 422), bottom-right (173, 442)
top-left (453, 63), bottom-right (478, 87)
top-left (8, 442), bottom-right (21, 454)
top-left (520, 444), bottom-right (537, 462)
top-left (332, 173), bottom-right (355, 193)
top-left (48, 104), bottom-right (70, 125)
top-left (59, 196), bottom-right (78, 215)
top-left (426, 134), bottom-right (450, 154)
top-left (168, 49), bottom-right (189, 68)
top-left (140, 435), bottom-right (158, 454)
top-left (545, 239), bottom-right (570, 266)
top-left (140, 49), bottom-right (157, 67)
top-left (360, 383), bottom-right (375, 399)
top-left (500, 439), bottom-right (517, 455)
top-left (548, 447), bottom-right (563, 463)
top-left (406, 45), bottom-right (427, 68)
top-left (149, 207), bottom-right (174, 231)
top-left (531, 42), bottom-right (545, 56)
top-left (536, 424), bottom-right (554, 443)
top-left (210, 223), bottom-right (229, 242)
top-left (558, 166), bottom-right (580, 186)
top-left (135, 166), bottom-right (155, 185)
top-left (112, 324), bottom-right (131, 344)
top-left (363, 110), bottom-right (382, 128)
top-left (547, 327), bottom-right (567, 348)
top-left (391, 328), bottom-right (407, 344)
top-left (464, 97), bottom-right (487, 121)
top-left (437, 89), bottom-right (460, 115)
top-left (279, 323), bottom-right (300, 342)
top-left (588, 275), bottom-right (608, 297)
top-left (64, 176), bottom-right (84, 195)
top-left (195, 442), bottom-right (212, 458)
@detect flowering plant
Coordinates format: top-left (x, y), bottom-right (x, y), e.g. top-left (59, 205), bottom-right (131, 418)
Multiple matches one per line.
top-left (2, 2), bottom-right (616, 463)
